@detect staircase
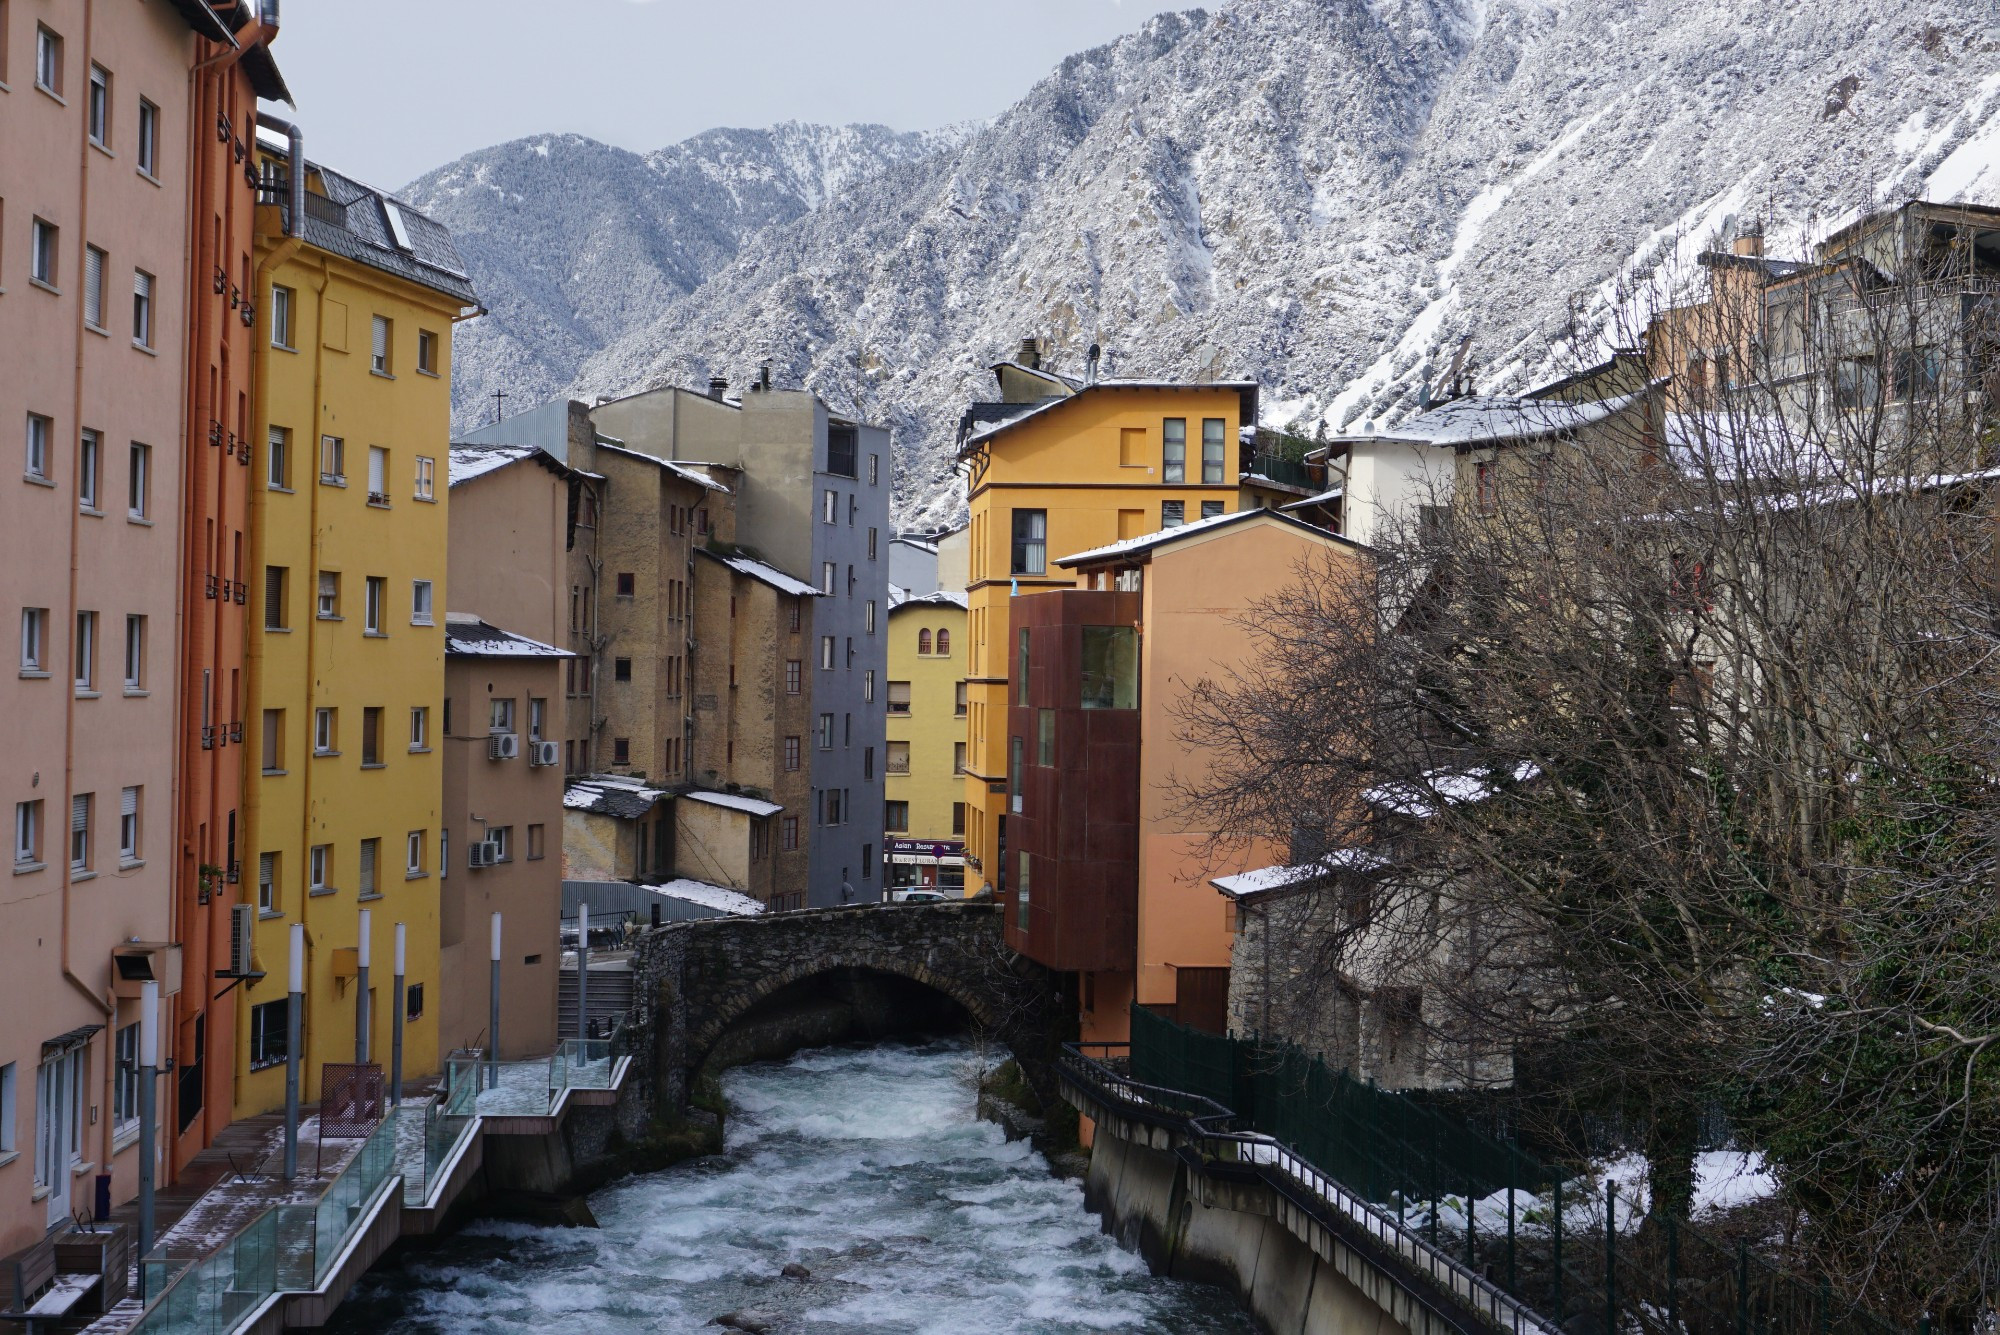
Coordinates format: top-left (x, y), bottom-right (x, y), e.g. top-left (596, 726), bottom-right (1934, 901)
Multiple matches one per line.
top-left (558, 961), bottom-right (635, 1039)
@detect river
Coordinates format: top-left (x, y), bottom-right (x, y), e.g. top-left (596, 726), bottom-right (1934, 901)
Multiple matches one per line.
top-left (329, 1039), bottom-right (1257, 1333)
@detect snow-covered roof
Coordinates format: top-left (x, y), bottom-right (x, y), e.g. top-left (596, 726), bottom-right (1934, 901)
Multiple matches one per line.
top-left (1211, 849), bottom-right (1390, 899)
top-left (890, 536), bottom-right (940, 554)
top-left (1056, 507), bottom-right (1351, 568)
top-left (450, 443), bottom-right (553, 488)
top-left (1662, 411), bottom-right (1823, 482)
top-left (640, 878), bottom-right (764, 917)
top-left (887, 582), bottom-right (910, 607)
top-left (680, 789), bottom-right (783, 818)
top-left (594, 441), bottom-right (733, 492)
top-left (961, 379), bottom-right (1261, 454)
top-left (564, 775), bottom-right (673, 820)
top-left (698, 548), bottom-right (821, 597)
top-left (443, 613), bottom-right (573, 658)
top-left (1362, 391), bottom-right (1644, 449)
top-left (890, 589), bottom-right (968, 612)
top-left (1365, 761), bottom-right (1541, 820)
top-left (1281, 485), bottom-right (1344, 511)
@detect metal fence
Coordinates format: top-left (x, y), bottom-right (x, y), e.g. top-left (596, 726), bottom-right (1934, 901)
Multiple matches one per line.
top-left (1120, 1005), bottom-right (1904, 1335)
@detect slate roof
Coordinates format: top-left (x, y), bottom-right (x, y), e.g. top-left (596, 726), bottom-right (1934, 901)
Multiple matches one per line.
top-left (959, 380), bottom-right (1261, 456)
top-left (442, 614), bottom-right (572, 658)
top-left (697, 548), bottom-right (821, 598)
top-left (563, 775), bottom-right (673, 820)
top-left (1354, 390), bottom-right (1645, 451)
top-left (448, 443), bottom-right (568, 488)
top-left (299, 161), bottom-right (477, 305)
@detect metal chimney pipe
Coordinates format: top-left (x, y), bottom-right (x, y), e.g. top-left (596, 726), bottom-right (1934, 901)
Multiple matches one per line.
top-left (255, 111), bottom-right (305, 239)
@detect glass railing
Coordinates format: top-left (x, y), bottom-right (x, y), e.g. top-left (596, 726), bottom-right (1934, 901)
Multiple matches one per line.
top-left (549, 1038), bottom-right (617, 1092)
top-left (444, 1050), bottom-right (482, 1116)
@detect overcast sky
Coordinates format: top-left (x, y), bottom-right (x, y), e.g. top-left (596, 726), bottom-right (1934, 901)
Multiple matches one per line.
top-left (265, 0), bottom-right (1186, 191)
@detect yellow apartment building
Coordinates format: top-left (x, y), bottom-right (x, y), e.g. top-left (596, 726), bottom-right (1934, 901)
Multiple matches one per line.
top-left (237, 151), bottom-right (477, 1114)
top-left (885, 592), bottom-right (968, 893)
top-left (955, 344), bottom-right (1258, 900)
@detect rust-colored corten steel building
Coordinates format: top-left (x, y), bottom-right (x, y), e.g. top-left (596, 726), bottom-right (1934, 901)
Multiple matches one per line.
top-left (171, 0), bottom-right (288, 1175)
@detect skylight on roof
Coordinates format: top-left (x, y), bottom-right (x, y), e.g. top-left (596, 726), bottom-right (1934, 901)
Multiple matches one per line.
top-left (383, 200), bottom-right (414, 253)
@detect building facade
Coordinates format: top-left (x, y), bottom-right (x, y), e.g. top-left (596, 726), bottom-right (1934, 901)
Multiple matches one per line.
top-left (885, 591), bottom-right (967, 894)
top-left (237, 153), bottom-right (474, 1115)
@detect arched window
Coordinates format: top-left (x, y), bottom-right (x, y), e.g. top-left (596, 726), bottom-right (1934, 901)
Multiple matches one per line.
top-left (917, 629), bottom-right (932, 655)
top-left (936, 628), bottom-right (950, 656)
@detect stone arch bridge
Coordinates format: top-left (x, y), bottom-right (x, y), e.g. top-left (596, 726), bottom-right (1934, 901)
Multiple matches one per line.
top-left (626, 899), bottom-right (1073, 1119)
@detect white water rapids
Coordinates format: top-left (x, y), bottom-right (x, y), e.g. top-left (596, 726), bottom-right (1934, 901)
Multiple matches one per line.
top-left (332, 1039), bottom-right (1257, 1333)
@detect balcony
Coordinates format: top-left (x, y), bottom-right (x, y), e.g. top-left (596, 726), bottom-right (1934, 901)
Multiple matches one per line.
top-left (1241, 451), bottom-right (1316, 493)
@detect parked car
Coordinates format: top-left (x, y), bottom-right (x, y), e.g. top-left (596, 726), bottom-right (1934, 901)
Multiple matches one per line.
top-left (888, 888), bottom-right (948, 904)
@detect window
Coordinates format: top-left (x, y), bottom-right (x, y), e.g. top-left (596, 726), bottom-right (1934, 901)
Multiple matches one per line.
top-left (1081, 626), bottom-right (1139, 708)
top-left (409, 706), bottom-right (428, 751)
top-left (863, 670), bottom-right (875, 702)
top-left (527, 824), bottom-right (545, 861)
top-left (112, 1024), bottom-right (139, 1136)
top-left (954, 681), bottom-right (967, 717)
top-left (527, 697), bottom-right (545, 741)
top-left (309, 844), bottom-right (330, 892)
top-left (320, 435), bottom-right (344, 484)
top-left (260, 709), bottom-right (283, 773)
top-left (128, 441), bottom-right (150, 517)
top-left (26, 413), bottom-right (51, 479)
top-left (1161, 500), bottom-right (1185, 529)
top-left (954, 741), bottom-right (967, 775)
top-left (1475, 460), bottom-right (1497, 514)
top-left (20, 608), bottom-right (47, 673)
top-left (488, 826), bottom-right (511, 862)
top-left (865, 600), bottom-right (876, 634)
top-left (132, 269), bottom-right (153, 346)
top-left (953, 802), bottom-right (966, 836)
top-left (1010, 509), bottom-right (1046, 575)
top-left (1016, 852), bottom-right (1032, 930)
top-left (1017, 628), bottom-right (1031, 705)
top-left (69, 793), bottom-right (91, 872)
top-left (270, 285), bottom-right (294, 348)
top-left (613, 657), bottom-right (632, 682)
top-left (868, 528), bottom-right (878, 560)
top-left (615, 572), bottom-right (635, 598)
top-left (821, 561), bottom-right (837, 595)
top-left (406, 831), bottom-right (425, 877)
top-left (612, 737), bottom-right (630, 765)
top-left (414, 455), bottom-right (435, 501)
top-left (782, 817), bottom-right (799, 851)
top-left (410, 579), bottom-right (434, 626)
top-left (34, 25), bottom-right (60, 95)
top-left (817, 713), bottom-right (835, 749)
top-left (74, 611), bottom-right (95, 691)
top-left (862, 844), bottom-right (873, 879)
top-left (406, 984), bottom-right (424, 1021)
top-left (1201, 500), bottom-right (1225, 520)
top-left (87, 64), bottom-right (109, 146)
top-left (789, 600), bottom-right (802, 634)
top-left (84, 246), bottom-right (106, 329)
top-left (886, 741), bottom-right (910, 774)
top-left (77, 429), bottom-right (99, 509)
top-left (118, 786), bottom-right (140, 862)
top-left (370, 315), bottom-right (391, 374)
top-left (122, 614), bottom-right (143, 690)
top-left (314, 707), bottom-right (336, 754)
top-left (887, 680), bottom-right (911, 715)
top-left (868, 453), bottom-right (879, 485)
top-left (366, 446), bottom-right (388, 504)
top-left (1037, 709), bottom-right (1054, 766)
top-left (786, 660), bottom-right (801, 695)
top-left (15, 800), bottom-right (42, 868)
top-left (267, 427), bottom-right (291, 489)
top-left (137, 99), bottom-right (158, 177)
top-left (361, 707), bottom-right (383, 766)
top-left (822, 789), bottom-right (845, 826)
top-left (823, 489), bottom-right (837, 524)
top-left (257, 852), bottom-right (278, 913)
top-left (1009, 737), bottom-right (1023, 814)
top-left (358, 837), bottom-right (379, 896)
top-left (249, 1000), bottom-right (289, 1068)
top-left (490, 698), bottom-right (515, 733)
top-left (416, 329), bottom-right (437, 375)
top-left (1163, 418), bottom-right (1187, 482)
top-left (826, 425), bottom-right (857, 478)
top-left (1202, 418), bottom-right (1226, 482)
top-left (784, 736), bottom-right (801, 771)
top-left (262, 566), bottom-right (288, 630)
top-left (317, 571), bottom-right (340, 618)
top-left (937, 628), bottom-right (950, 656)
top-left (918, 628), bottom-right (932, 655)
top-left (820, 636), bottom-right (835, 670)
top-left (30, 218), bottom-right (57, 288)
top-left (364, 576), bottom-right (385, 633)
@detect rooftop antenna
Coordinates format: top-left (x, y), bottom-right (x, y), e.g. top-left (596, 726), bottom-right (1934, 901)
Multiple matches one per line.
top-left (491, 389), bottom-right (508, 424)
top-left (1443, 335), bottom-right (1474, 400)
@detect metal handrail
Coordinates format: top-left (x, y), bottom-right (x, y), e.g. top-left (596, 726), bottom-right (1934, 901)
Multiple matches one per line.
top-left (1059, 1042), bottom-right (1558, 1335)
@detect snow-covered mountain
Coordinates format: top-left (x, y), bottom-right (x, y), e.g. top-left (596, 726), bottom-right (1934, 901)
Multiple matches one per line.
top-left (401, 122), bottom-right (966, 423)
top-left (417, 0), bottom-right (2000, 527)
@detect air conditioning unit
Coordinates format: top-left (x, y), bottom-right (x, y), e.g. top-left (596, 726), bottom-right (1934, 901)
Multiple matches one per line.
top-left (488, 732), bottom-right (519, 760)
top-left (227, 903), bottom-right (256, 978)
top-left (528, 740), bottom-right (560, 768)
top-left (468, 841), bottom-right (500, 870)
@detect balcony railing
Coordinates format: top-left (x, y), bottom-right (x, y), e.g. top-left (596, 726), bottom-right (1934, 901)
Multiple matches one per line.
top-left (1241, 451), bottom-right (1316, 492)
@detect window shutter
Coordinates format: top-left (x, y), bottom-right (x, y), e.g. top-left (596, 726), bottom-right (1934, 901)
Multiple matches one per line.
top-left (360, 839), bottom-right (376, 892)
top-left (264, 569), bottom-right (283, 628)
top-left (134, 269), bottom-right (151, 302)
top-left (72, 794), bottom-right (89, 832)
top-left (371, 317), bottom-right (388, 361)
top-left (367, 448), bottom-right (385, 494)
top-left (259, 852), bottom-right (275, 886)
top-left (85, 248), bottom-right (103, 323)
top-left (120, 787), bottom-right (137, 818)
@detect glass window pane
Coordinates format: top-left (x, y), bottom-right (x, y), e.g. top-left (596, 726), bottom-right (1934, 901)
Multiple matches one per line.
top-left (1080, 626), bottom-right (1138, 710)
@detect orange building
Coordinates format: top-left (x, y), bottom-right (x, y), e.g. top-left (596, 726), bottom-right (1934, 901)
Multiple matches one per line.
top-left (1002, 510), bottom-right (1367, 1048)
top-left (171, 1), bottom-right (288, 1173)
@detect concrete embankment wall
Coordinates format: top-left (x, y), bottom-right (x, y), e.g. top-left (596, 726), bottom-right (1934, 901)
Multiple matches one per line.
top-left (1083, 1125), bottom-right (1410, 1335)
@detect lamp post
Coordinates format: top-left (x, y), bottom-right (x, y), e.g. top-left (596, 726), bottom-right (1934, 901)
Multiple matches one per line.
top-left (284, 922), bottom-right (303, 1179)
top-left (576, 902), bottom-right (589, 1042)
top-left (355, 907), bottom-right (371, 1064)
top-left (391, 922), bottom-right (406, 1105)
top-left (137, 980), bottom-right (158, 1259)
top-left (488, 911), bottom-right (502, 1090)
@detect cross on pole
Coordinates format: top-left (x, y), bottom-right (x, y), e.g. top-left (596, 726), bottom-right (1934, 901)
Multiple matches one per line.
top-left (492, 389), bottom-right (508, 424)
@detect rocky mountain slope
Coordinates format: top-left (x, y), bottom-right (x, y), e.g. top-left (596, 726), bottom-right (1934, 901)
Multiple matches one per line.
top-left (417, 0), bottom-right (2000, 526)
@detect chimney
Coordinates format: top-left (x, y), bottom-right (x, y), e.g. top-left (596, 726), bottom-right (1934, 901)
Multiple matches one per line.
top-left (1018, 337), bottom-right (1040, 371)
top-left (759, 360), bottom-right (773, 391)
top-left (708, 376), bottom-right (729, 400)
top-left (1733, 220), bottom-right (1765, 257)
top-left (1086, 343), bottom-right (1101, 384)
